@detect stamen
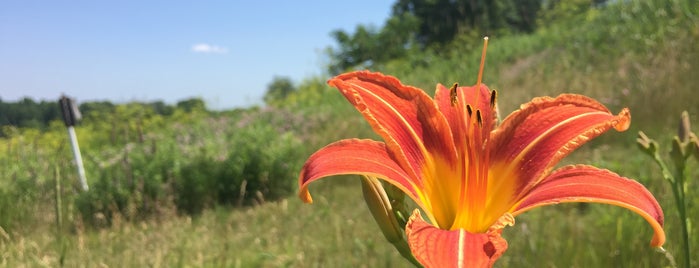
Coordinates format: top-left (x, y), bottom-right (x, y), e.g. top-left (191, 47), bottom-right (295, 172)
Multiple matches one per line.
top-left (473, 36), bottom-right (489, 117)
top-left (450, 83), bottom-right (459, 106)
top-left (489, 90), bottom-right (497, 108)
top-left (476, 110), bottom-right (483, 128)
top-left (476, 37), bottom-right (489, 91)
top-left (466, 105), bottom-right (473, 117)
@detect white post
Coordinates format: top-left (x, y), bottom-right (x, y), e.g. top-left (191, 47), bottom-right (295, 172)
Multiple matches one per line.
top-left (67, 126), bottom-right (88, 191)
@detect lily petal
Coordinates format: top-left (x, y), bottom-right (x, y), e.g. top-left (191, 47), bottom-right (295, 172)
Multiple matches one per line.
top-left (328, 71), bottom-right (458, 185)
top-left (512, 165), bottom-right (665, 247)
top-left (490, 94), bottom-right (631, 200)
top-left (299, 139), bottom-right (420, 204)
top-left (405, 210), bottom-right (509, 268)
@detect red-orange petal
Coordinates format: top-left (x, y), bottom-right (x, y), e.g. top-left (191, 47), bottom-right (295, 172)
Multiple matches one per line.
top-left (298, 139), bottom-right (420, 204)
top-left (512, 165), bottom-right (665, 247)
top-left (490, 94), bottom-right (631, 198)
top-left (405, 210), bottom-right (508, 268)
top-left (328, 71), bottom-right (458, 185)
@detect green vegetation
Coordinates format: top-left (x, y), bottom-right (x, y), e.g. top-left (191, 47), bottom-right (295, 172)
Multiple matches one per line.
top-left (0, 97), bottom-right (205, 134)
top-left (1, 0), bottom-right (698, 266)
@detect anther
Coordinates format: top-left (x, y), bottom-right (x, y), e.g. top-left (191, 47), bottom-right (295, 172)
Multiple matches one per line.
top-left (476, 110), bottom-right (483, 127)
top-left (466, 105), bottom-right (473, 117)
top-left (449, 83), bottom-right (459, 106)
top-left (490, 90), bottom-right (497, 108)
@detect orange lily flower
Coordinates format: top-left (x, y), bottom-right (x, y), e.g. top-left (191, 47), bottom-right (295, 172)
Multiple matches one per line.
top-left (299, 50), bottom-right (665, 268)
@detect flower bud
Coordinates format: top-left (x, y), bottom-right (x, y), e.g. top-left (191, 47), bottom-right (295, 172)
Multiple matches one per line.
top-left (671, 136), bottom-right (686, 170)
top-left (361, 176), bottom-right (404, 243)
top-left (691, 133), bottom-right (699, 162)
top-left (670, 111), bottom-right (698, 165)
top-left (360, 176), bottom-right (421, 266)
top-left (678, 111), bottom-right (691, 143)
top-left (637, 131), bottom-right (658, 157)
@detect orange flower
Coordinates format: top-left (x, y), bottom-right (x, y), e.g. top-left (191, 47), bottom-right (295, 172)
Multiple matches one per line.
top-left (299, 47), bottom-right (664, 268)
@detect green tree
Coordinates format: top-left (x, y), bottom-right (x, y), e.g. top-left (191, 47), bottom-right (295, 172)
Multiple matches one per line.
top-left (327, 13), bottom-right (419, 73)
top-left (263, 76), bottom-right (297, 106)
top-left (327, 0), bottom-right (545, 73)
top-left (536, 0), bottom-right (601, 26)
top-left (176, 98), bottom-right (207, 112)
top-left (79, 101), bottom-right (116, 120)
top-left (148, 101), bottom-right (175, 116)
top-left (0, 97), bottom-right (62, 130)
top-left (391, 0), bottom-right (543, 45)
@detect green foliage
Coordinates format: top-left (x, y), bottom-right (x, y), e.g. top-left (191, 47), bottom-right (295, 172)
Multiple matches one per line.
top-left (536, 0), bottom-right (599, 26)
top-left (263, 76), bottom-right (297, 107)
top-left (0, 177), bottom-right (40, 231)
top-left (4, 149), bottom-right (696, 266)
top-left (0, 96), bottom-right (308, 230)
top-left (0, 97), bottom-right (61, 133)
top-left (148, 101), bottom-right (175, 116)
top-left (0, 97), bottom-right (192, 134)
top-left (637, 111), bottom-right (699, 268)
top-left (70, 105), bottom-right (305, 225)
top-left (175, 122), bottom-right (302, 214)
top-left (176, 97), bottom-right (207, 113)
top-left (79, 101), bottom-right (116, 117)
top-left (327, 13), bottom-right (420, 73)
top-left (327, 0), bottom-right (545, 73)
top-left (273, 77), bottom-right (337, 109)
top-left (392, 0), bottom-right (542, 44)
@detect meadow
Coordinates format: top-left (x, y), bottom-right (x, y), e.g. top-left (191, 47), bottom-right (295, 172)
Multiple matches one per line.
top-left (1, 0), bottom-right (698, 267)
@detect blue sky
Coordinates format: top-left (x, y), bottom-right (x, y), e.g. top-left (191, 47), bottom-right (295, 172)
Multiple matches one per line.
top-left (0, 1), bottom-right (394, 109)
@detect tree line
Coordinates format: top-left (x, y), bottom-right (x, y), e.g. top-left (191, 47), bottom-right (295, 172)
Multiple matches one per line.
top-left (0, 97), bottom-right (207, 132)
top-left (325, 0), bottom-right (607, 73)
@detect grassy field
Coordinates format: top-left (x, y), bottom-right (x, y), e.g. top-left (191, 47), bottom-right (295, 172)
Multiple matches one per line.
top-left (2, 0), bottom-right (698, 267)
top-left (1, 143), bottom-right (697, 267)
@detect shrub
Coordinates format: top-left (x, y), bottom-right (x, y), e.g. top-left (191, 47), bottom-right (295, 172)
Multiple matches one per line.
top-left (174, 122), bottom-right (303, 214)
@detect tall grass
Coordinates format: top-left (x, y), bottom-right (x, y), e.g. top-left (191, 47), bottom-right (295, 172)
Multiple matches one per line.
top-left (0, 107), bottom-right (312, 230)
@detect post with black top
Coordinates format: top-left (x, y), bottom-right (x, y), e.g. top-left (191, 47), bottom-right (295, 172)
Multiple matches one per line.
top-left (58, 95), bottom-right (88, 191)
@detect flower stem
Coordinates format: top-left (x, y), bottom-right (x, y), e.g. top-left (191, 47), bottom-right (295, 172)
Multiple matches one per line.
top-left (673, 165), bottom-right (690, 268)
top-left (651, 152), bottom-right (690, 268)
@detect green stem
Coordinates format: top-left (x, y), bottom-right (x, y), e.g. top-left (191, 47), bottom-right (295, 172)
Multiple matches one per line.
top-left (653, 155), bottom-right (690, 268)
top-left (652, 154), bottom-right (674, 183)
top-left (674, 166), bottom-right (690, 268)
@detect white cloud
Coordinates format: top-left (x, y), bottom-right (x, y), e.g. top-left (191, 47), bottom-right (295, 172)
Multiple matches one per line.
top-left (191, 43), bottom-right (228, 54)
